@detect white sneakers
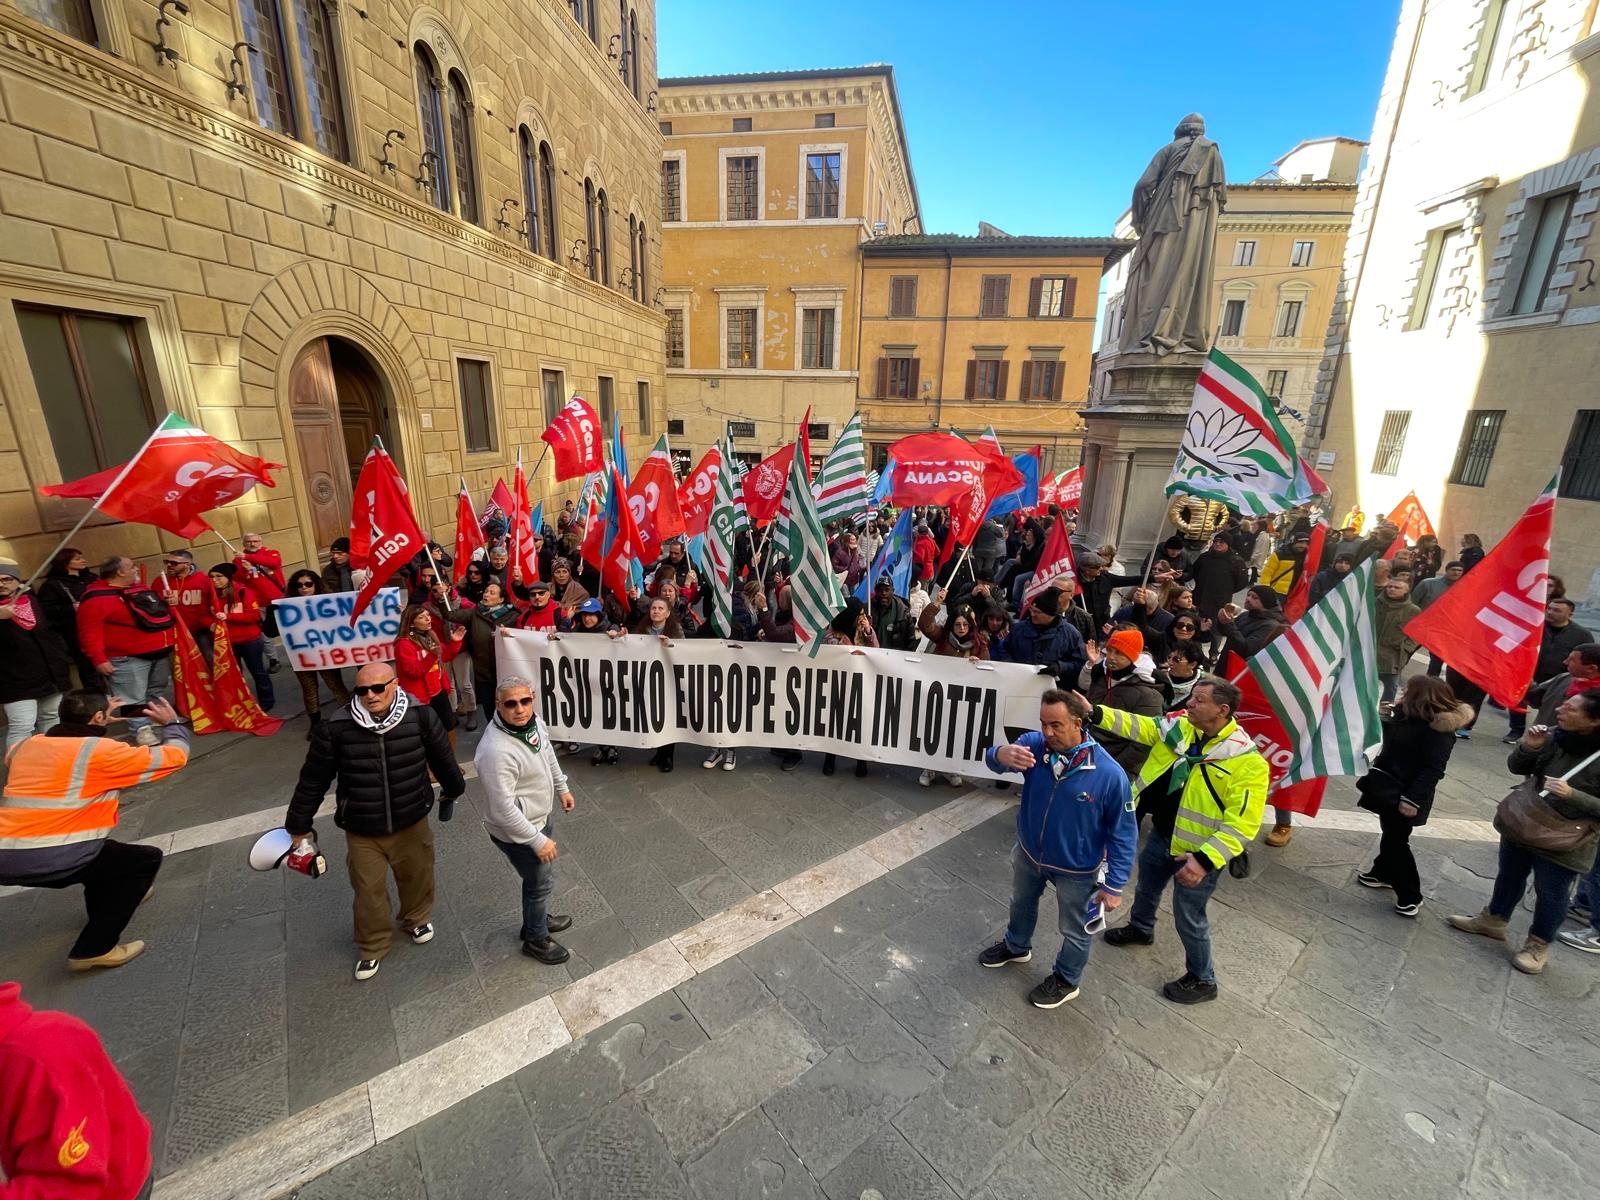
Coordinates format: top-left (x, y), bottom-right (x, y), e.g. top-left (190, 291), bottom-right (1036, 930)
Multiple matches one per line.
top-left (704, 749), bottom-right (737, 771)
top-left (917, 769), bottom-right (964, 787)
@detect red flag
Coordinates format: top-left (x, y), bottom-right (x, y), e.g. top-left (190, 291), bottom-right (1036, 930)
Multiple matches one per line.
top-left (1059, 466), bottom-right (1083, 510)
top-left (170, 619), bottom-right (283, 736)
top-left (40, 413), bottom-right (281, 539)
top-left (743, 443), bottom-right (797, 525)
top-left (1022, 517), bottom-right (1077, 607)
top-left (482, 478), bottom-right (515, 538)
top-left (453, 479), bottom-right (485, 583)
top-left (627, 436), bottom-right (686, 562)
top-left (541, 395), bottom-right (605, 481)
top-left (942, 435), bottom-right (1027, 565)
top-left (799, 407), bottom-right (814, 484)
top-left (1385, 490), bottom-right (1436, 553)
top-left (348, 439), bottom-right (427, 622)
top-left (1283, 522), bottom-right (1328, 622)
top-left (510, 452), bottom-right (540, 584)
top-left (1404, 475), bottom-right (1559, 707)
top-left (885, 432), bottom-right (991, 508)
top-left (1221, 651), bottom-right (1327, 817)
top-left (678, 447), bottom-right (722, 539)
top-left (581, 467), bottom-right (645, 608)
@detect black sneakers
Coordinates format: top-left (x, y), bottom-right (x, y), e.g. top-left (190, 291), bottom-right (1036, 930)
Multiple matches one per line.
top-left (1161, 973), bottom-right (1218, 1005)
top-left (1027, 973), bottom-right (1081, 1009)
top-left (522, 937), bottom-right (570, 965)
top-left (1103, 925), bottom-right (1155, 947)
top-left (978, 940), bottom-right (1031, 968)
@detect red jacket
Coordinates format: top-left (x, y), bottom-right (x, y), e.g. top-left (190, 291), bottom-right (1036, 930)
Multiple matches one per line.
top-left (515, 601), bottom-right (559, 632)
top-left (75, 582), bottom-right (174, 667)
top-left (215, 588), bottom-right (265, 645)
top-left (912, 535), bottom-right (937, 582)
top-left (0, 983), bottom-right (151, 1200)
top-left (158, 572), bottom-right (218, 634)
top-left (395, 635), bottom-right (447, 702)
top-left (237, 548), bottom-right (285, 594)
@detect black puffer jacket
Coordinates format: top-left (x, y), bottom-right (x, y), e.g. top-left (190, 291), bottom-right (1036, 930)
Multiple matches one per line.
top-left (284, 702), bottom-right (464, 838)
top-left (445, 603), bottom-right (519, 686)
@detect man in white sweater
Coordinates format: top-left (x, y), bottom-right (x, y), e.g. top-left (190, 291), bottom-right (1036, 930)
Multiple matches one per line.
top-left (474, 676), bottom-right (576, 964)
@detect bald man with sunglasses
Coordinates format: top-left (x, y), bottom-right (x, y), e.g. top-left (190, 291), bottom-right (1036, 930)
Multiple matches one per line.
top-left (284, 662), bottom-right (465, 981)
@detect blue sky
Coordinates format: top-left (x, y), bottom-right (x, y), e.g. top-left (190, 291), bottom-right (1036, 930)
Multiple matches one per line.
top-left (657, 1), bottom-right (1400, 235)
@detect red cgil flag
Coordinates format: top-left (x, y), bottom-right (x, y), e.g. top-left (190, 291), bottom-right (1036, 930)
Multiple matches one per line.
top-left (510, 451), bottom-right (541, 584)
top-left (1404, 474), bottom-right (1560, 707)
top-left (40, 413), bottom-right (282, 539)
top-left (743, 442), bottom-right (797, 526)
top-left (940, 433), bottom-right (1028, 566)
top-left (677, 446), bottom-right (723, 539)
top-left (541, 395), bottom-right (605, 481)
top-left (453, 478), bottom-right (485, 583)
top-left (347, 438), bottom-right (427, 622)
top-left (627, 435), bottom-right (686, 563)
top-left (482, 477), bottom-right (515, 538)
top-left (1283, 521), bottom-right (1328, 622)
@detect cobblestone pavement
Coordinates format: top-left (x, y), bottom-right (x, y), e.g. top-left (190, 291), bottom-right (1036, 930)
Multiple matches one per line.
top-left (4, 702), bottom-right (1599, 1199)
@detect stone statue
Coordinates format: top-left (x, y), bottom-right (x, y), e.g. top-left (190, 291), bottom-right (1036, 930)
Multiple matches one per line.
top-left (1119, 114), bottom-right (1228, 357)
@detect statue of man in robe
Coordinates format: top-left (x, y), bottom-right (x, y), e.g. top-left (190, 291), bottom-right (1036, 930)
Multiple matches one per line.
top-left (1119, 114), bottom-right (1228, 357)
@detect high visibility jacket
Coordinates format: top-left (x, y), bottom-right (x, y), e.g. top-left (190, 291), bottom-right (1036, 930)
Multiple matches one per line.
top-left (1092, 707), bottom-right (1268, 869)
top-left (0, 730), bottom-right (188, 879)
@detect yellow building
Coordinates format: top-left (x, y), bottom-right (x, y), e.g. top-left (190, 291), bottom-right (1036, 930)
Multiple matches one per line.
top-left (657, 66), bottom-right (919, 470)
top-left (0, 0), bottom-right (665, 571)
top-left (1308, 0), bottom-right (1600, 596)
top-left (859, 233), bottom-right (1128, 473)
top-left (1096, 139), bottom-right (1359, 442)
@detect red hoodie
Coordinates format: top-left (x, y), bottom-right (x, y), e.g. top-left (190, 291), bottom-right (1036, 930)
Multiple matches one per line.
top-left (75, 582), bottom-right (174, 667)
top-left (0, 982), bottom-right (151, 1200)
top-left (158, 571), bottom-right (218, 635)
top-left (237, 548), bottom-right (285, 594)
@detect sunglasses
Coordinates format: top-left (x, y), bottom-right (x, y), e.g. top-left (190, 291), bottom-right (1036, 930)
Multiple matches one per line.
top-left (499, 697), bottom-right (534, 708)
top-left (352, 681), bottom-right (395, 696)
top-left (1173, 623), bottom-right (1196, 631)
top-left (295, 581), bottom-right (317, 589)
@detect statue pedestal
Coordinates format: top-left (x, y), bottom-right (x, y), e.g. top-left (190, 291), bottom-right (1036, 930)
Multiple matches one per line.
top-left (1079, 349), bottom-right (1203, 567)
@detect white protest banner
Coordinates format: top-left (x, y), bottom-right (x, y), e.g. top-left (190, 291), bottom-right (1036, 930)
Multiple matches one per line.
top-left (497, 630), bottom-right (1054, 778)
top-left (273, 587), bottom-right (403, 672)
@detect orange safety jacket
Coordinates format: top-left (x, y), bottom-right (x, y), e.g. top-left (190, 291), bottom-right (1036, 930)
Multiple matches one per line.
top-left (0, 730), bottom-right (188, 879)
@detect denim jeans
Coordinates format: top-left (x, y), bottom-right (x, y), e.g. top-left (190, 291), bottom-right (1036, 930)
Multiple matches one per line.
top-left (1009, 572), bottom-right (1036, 610)
top-left (1489, 837), bottom-right (1578, 942)
top-left (1577, 858), bottom-right (1600, 934)
top-left (107, 653), bottom-right (172, 735)
top-left (1127, 830), bottom-right (1223, 984)
top-left (4, 693), bottom-right (62, 754)
top-left (1003, 845), bottom-right (1099, 986)
top-left (491, 821), bottom-right (556, 943)
top-left (1379, 672), bottom-right (1400, 703)
top-left (231, 636), bottom-right (275, 709)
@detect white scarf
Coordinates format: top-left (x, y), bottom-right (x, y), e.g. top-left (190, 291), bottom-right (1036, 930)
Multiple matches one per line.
top-left (350, 688), bottom-right (409, 734)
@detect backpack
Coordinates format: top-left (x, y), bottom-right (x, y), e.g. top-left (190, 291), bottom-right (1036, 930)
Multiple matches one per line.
top-left (120, 587), bottom-right (176, 633)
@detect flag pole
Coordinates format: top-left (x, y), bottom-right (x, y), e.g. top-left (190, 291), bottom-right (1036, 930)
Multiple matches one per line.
top-left (22, 415), bottom-right (176, 589)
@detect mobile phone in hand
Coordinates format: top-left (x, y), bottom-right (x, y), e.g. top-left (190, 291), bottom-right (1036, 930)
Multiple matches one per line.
top-left (111, 702), bottom-right (149, 718)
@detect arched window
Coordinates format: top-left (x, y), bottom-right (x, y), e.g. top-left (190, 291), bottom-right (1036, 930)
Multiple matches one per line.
top-left (584, 178), bottom-right (599, 281)
top-left (629, 9), bottom-right (641, 101)
top-left (413, 44), bottom-right (451, 213)
top-left (518, 127), bottom-right (541, 255)
top-left (538, 142), bottom-right (559, 261)
top-left (627, 213), bottom-right (640, 300)
top-left (636, 219), bottom-right (647, 299)
top-left (447, 69), bottom-right (479, 225)
top-left (596, 189), bottom-right (611, 286)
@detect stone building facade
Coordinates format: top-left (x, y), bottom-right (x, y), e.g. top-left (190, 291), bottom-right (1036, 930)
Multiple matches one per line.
top-left (1307, 0), bottom-right (1600, 591)
top-left (0, 0), bottom-right (666, 572)
top-left (656, 66), bottom-right (918, 469)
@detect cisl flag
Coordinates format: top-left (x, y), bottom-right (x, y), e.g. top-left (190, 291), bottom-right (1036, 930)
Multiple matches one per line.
top-left (627, 435), bottom-right (686, 562)
top-left (540, 396), bottom-right (605, 480)
top-left (1405, 474), bottom-right (1560, 706)
top-left (40, 412), bottom-right (282, 538)
top-left (677, 447), bottom-right (722, 539)
top-left (348, 438), bottom-right (427, 622)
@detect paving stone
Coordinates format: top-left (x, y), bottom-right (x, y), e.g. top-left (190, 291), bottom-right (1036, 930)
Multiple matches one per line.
top-left (970, 1137), bottom-right (1094, 1200)
top-left (414, 1078), bottom-right (556, 1200)
top-left (1030, 1048), bottom-right (1200, 1200)
top-left (1204, 902), bottom-right (1307, 1005)
top-left (1210, 872), bottom-right (1325, 943)
top-left (675, 955), bottom-right (776, 1038)
top-left (763, 1009), bottom-right (940, 1177)
top-left (589, 861), bottom-right (705, 945)
top-left (562, 914), bottom-right (642, 981)
top-left (1383, 921), bottom-right (1509, 1030)
top-left (459, 906), bottom-right (574, 1016)
top-left (1252, 863), bottom-right (1419, 949)
top-left (1070, 971), bottom-right (1237, 1096)
top-left (284, 970), bottom-right (399, 1113)
top-left (683, 1109), bottom-right (825, 1200)
top-left (835, 935), bottom-right (987, 1068)
top-left (654, 782), bottom-right (741, 837)
top-left (390, 973), bottom-right (492, 1059)
top-left (178, 953), bottom-right (287, 1086)
top-left (517, 990), bottom-right (708, 1138)
top-left (741, 929), bottom-right (890, 1051)
top-left (678, 866), bottom-right (756, 918)
top-left (935, 950), bottom-right (1110, 1080)
top-left (637, 1006), bottom-right (824, 1161)
top-left (561, 817), bottom-right (647, 876)
top-left (1175, 988), bottom-right (1357, 1110)
top-left (201, 834), bottom-right (288, 926)
top-left (891, 1024), bottom-right (1062, 1194)
top-left (161, 1054), bottom-right (289, 1174)
top-left (1314, 1067), bottom-right (1486, 1200)
top-left (874, 876), bottom-right (1008, 965)
top-left (1288, 919), bottom-right (1409, 1017)
top-left (703, 823), bottom-right (789, 890)
top-left (637, 816), bottom-right (729, 885)
top-left (882, 859), bottom-right (965, 899)
top-left (1168, 1054), bottom-right (1332, 1199)
top-left (590, 789), bottom-right (673, 833)
top-left (1502, 959), bottom-right (1600, 1039)
top-left (1465, 1081), bottom-right (1600, 1199)
top-left (794, 874), bottom-right (924, 961)
top-left (550, 874), bottom-right (618, 929)
top-left (818, 1125), bottom-right (959, 1200)
top-left (1498, 995), bottom-right (1600, 1080)
top-left (291, 1131), bottom-right (426, 1200)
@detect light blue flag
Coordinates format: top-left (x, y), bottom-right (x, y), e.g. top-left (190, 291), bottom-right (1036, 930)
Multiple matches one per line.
top-left (871, 458), bottom-right (896, 510)
top-left (611, 422), bottom-right (630, 486)
top-left (986, 451), bottom-right (1041, 519)
top-left (855, 508), bottom-right (914, 604)
top-left (528, 500), bottom-right (544, 541)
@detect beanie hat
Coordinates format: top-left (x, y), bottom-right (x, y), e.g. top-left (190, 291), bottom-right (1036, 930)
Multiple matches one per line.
top-left (1164, 535), bottom-right (1187, 552)
top-left (1032, 588), bottom-right (1060, 616)
top-left (0, 561), bottom-right (21, 581)
top-left (209, 562), bottom-right (237, 579)
top-left (1248, 584), bottom-right (1281, 609)
top-left (1106, 629), bottom-right (1144, 662)
top-left (330, 537), bottom-right (351, 553)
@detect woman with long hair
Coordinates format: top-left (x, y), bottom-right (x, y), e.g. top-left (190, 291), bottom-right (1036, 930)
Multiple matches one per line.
top-left (208, 563), bottom-right (274, 710)
top-left (395, 603), bottom-right (458, 750)
top-left (1164, 614), bottom-right (1211, 669)
top-left (1458, 532), bottom-right (1485, 573)
top-left (284, 569), bottom-right (351, 734)
top-left (459, 559), bottom-right (492, 605)
top-left (1355, 675), bottom-right (1473, 916)
top-left (446, 580), bottom-right (520, 725)
top-left (37, 546), bottom-right (102, 690)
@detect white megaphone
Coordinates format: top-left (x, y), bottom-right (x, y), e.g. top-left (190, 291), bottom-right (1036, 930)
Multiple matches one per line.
top-left (248, 828), bottom-right (326, 878)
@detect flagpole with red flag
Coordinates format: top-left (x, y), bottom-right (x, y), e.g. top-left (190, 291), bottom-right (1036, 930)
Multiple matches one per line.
top-left (347, 437), bottom-right (428, 622)
top-left (453, 477), bottom-right (486, 582)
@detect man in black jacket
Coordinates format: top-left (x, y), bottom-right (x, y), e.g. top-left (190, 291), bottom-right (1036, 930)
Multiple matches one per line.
top-left (1504, 599), bottom-right (1593, 742)
top-left (1185, 534), bottom-right (1250, 622)
top-left (284, 663), bottom-right (465, 981)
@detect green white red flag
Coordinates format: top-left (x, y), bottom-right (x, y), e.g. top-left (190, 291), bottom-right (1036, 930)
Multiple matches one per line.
top-left (704, 439), bottom-right (738, 637)
top-left (812, 412), bottom-right (869, 526)
top-left (1166, 348), bottom-right (1325, 516)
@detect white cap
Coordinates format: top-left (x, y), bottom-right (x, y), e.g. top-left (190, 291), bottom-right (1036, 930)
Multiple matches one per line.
top-left (248, 828), bottom-right (295, 871)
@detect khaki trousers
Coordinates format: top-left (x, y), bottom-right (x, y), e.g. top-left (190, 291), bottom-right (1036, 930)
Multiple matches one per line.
top-left (345, 818), bottom-right (435, 958)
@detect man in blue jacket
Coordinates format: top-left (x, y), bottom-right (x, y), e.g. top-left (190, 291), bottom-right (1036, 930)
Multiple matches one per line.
top-left (980, 689), bottom-right (1137, 1009)
top-left (990, 588), bottom-right (1086, 688)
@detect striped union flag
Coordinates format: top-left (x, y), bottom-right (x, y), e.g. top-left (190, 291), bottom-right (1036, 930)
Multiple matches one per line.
top-left (812, 412), bottom-right (869, 527)
top-left (777, 435), bottom-right (845, 649)
top-left (1166, 348), bottom-right (1324, 516)
top-left (1249, 559), bottom-right (1383, 785)
top-left (704, 439), bottom-right (739, 637)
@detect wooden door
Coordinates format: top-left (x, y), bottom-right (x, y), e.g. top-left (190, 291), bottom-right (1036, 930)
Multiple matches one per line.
top-left (332, 341), bottom-right (387, 486)
top-left (288, 339), bottom-right (351, 557)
